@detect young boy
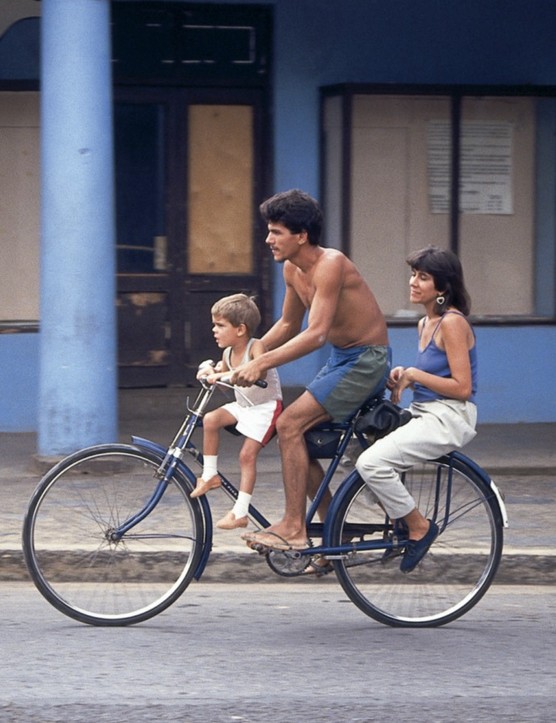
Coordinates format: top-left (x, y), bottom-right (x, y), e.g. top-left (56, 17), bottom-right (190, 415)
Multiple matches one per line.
top-left (191, 294), bottom-right (283, 530)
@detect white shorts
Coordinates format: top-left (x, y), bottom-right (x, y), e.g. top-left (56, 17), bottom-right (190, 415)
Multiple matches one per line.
top-left (221, 399), bottom-right (283, 446)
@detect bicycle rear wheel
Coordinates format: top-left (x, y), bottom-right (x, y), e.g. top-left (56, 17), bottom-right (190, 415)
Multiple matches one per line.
top-left (330, 456), bottom-right (504, 627)
top-left (22, 444), bottom-right (204, 626)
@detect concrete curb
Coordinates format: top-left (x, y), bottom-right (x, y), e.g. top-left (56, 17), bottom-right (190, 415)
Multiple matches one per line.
top-left (5, 550), bottom-right (555, 585)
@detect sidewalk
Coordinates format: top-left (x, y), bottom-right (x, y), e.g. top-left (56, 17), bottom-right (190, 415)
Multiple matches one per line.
top-left (1, 387), bottom-right (555, 583)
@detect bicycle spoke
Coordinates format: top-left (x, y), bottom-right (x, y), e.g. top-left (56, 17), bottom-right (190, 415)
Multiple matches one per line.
top-left (23, 445), bottom-right (204, 626)
top-left (331, 457), bottom-right (503, 627)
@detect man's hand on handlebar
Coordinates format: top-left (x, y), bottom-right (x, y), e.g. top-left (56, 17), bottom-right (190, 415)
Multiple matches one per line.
top-left (230, 359), bottom-right (267, 388)
top-left (196, 359), bottom-right (267, 389)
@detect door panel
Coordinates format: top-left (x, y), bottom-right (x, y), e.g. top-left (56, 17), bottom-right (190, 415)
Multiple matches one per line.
top-left (115, 88), bottom-right (268, 387)
top-left (188, 104), bottom-right (254, 274)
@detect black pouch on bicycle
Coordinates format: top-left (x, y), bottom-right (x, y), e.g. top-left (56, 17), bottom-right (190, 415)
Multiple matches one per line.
top-left (355, 399), bottom-right (412, 440)
top-left (304, 427), bottom-right (344, 458)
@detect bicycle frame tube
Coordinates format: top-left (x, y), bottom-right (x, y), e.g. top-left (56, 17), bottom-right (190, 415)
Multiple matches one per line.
top-left (130, 436), bottom-right (214, 579)
top-left (109, 475), bottom-right (172, 540)
top-left (306, 423), bottom-right (364, 523)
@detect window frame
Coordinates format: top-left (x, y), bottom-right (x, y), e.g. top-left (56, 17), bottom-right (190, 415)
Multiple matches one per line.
top-left (319, 83), bottom-right (556, 326)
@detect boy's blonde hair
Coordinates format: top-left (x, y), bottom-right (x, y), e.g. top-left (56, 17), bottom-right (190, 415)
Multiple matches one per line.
top-left (211, 293), bottom-right (261, 336)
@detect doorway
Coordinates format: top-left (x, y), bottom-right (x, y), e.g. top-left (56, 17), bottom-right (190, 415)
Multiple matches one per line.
top-left (111, 1), bottom-right (272, 387)
top-left (115, 87), bottom-right (270, 387)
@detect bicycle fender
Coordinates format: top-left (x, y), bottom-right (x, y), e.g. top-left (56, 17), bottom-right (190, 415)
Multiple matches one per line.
top-left (131, 436), bottom-right (214, 578)
top-left (323, 454), bottom-right (509, 544)
top-left (448, 451), bottom-right (509, 527)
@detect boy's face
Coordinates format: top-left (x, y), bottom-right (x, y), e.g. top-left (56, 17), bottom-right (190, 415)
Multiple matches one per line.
top-left (211, 315), bottom-right (245, 348)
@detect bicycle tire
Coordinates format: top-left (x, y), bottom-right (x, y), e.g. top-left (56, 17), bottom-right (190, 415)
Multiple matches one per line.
top-left (22, 444), bottom-right (205, 626)
top-left (330, 455), bottom-right (504, 627)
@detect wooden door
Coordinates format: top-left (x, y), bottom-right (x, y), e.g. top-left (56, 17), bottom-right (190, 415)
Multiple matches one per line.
top-left (115, 88), bottom-right (270, 386)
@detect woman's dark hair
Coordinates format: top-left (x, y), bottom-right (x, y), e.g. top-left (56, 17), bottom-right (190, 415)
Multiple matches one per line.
top-left (259, 189), bottom-right (323, 245)
top-left (406, 245), bottom-right (471, 316)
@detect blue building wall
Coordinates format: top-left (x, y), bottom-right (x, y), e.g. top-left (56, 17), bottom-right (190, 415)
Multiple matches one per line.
top-left (0, 333), bottom-right (39, 431)
top-left (269, 0), bottom-right (556, 419)
top-left (1, 0), bottom-right (555, 429)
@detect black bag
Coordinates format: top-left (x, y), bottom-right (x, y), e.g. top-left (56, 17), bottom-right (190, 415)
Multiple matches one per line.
top-left (304, 427), bottom-right (344, 459)
top-left (355, 399), bottom-right (412, 440)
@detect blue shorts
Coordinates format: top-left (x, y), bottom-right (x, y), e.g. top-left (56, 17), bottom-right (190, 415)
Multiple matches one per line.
top-left (307, 345), bottom-right (390, 422)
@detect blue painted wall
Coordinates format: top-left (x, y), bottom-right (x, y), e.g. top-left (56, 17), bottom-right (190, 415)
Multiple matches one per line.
top-left (269, 0), bottom-right (556, 413)
top-left (0, 334), bottom-right (39, 431)
top-left (1, 0), bottom-right (556, 429)
top-left (389, 326), bottom-right (556, 424)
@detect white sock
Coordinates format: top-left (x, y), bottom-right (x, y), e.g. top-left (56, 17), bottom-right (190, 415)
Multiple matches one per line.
top-left (232, 491), bottom-right (252, 518)
top-left (202, 456), bottom-right (218, 480)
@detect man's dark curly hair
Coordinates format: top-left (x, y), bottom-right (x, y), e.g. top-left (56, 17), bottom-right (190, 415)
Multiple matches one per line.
top-left (259, 189), bottom-right (323, 245)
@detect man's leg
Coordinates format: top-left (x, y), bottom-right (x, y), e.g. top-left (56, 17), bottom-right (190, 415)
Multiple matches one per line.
top-left (308, 459), bottom-right (331, 522)
top-left (244, 391), bottom-right (329, 548)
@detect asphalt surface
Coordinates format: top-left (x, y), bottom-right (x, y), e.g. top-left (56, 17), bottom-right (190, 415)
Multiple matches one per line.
top-left (1, 387), bottom-right (555, 583)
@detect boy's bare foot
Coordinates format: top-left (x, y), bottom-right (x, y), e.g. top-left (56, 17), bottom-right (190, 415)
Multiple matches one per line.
top-left (216, 510), bottom-right (248, 529)
top-left (190, 475), bottom-right (221, 498)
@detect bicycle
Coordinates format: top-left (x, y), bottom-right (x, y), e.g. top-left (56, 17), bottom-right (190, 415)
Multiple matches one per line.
top-left (22, 377), bottom-right (508, 628)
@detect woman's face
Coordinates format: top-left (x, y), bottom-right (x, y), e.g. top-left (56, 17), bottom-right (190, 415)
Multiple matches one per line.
top-left (409, 268), bottom-right (442, 306)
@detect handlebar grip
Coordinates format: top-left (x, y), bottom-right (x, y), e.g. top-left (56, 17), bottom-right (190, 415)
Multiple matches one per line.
top-left (255, 379), bottom-right (268, 389)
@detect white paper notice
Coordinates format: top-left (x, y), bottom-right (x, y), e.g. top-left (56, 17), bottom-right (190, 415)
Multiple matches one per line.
top-left (428, 121), bottom-right (513, 214)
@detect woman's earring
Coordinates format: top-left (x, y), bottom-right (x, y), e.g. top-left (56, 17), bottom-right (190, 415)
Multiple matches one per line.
top-left (436, 295), bottom-right (446, 306)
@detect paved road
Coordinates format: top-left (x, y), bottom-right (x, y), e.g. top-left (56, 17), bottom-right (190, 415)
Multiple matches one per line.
top-left (2, 582), bottom-right (555, 722)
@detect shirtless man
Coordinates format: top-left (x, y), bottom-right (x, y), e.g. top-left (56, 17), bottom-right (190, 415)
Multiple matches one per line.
top-left (232, 189), bottom-right (389, 551)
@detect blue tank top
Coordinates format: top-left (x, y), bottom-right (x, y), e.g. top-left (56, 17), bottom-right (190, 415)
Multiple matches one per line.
top-left (413, 312), bottom-right (477, 404)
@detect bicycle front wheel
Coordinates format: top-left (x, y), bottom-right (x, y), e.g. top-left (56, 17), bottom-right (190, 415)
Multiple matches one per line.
top-left (330, 456), bottom-right (504, 627)
top-left (22, 445), bottom-right (204, 626)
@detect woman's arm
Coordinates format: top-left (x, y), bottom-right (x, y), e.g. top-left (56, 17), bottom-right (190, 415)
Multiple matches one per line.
top-left (391, 314), bottom-right (474, 403)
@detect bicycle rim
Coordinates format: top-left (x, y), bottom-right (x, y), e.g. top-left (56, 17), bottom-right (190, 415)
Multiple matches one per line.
top-left (22, 445), bottom-right (204, 626)
top-left (331, 457), bottom-right (503, 627)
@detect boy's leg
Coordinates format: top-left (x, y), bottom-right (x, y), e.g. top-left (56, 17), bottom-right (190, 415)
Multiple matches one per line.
top-left (191, 407), bottom-right (237, 498)
top-left (217, 437), bottom-right (262, 529)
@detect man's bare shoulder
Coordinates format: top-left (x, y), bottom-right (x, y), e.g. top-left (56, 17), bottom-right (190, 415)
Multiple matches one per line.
top-left (313, 247), bottom-right (350, 273)
top-left (319, 247), bottom-right (346, 262)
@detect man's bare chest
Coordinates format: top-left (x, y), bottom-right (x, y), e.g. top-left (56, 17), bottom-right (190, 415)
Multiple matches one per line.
top-left (292, 275), bottom-right (315, 308)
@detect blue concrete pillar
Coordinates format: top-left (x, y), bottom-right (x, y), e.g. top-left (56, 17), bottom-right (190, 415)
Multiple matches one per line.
top-left (38, 0), bottom-right (117, 456)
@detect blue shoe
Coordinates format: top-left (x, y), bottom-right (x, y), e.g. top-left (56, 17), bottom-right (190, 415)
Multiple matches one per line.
top-left (400, 520), bottom-right (439, 573)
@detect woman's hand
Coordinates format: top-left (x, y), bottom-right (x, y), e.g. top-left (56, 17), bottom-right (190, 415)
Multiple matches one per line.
top-left (386, 366), bottom-right (405, 390)
top-left (389, 367), bottom-right (415, 404)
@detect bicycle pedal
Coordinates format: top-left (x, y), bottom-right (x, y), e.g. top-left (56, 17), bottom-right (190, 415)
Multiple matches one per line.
top-left (381, 545), bottom-right (404, 564)
top-left (251, 543), bottom-right (268, 555)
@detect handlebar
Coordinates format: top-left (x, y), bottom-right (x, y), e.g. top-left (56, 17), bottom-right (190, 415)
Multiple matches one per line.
top-left (203, 376), bottom-right (268, 389)
top-left (197, 360), bottom-right (267, 388)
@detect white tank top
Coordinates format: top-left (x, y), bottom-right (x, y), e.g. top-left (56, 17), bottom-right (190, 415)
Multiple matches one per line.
top-left (223, 338), bottom-right (282, 408)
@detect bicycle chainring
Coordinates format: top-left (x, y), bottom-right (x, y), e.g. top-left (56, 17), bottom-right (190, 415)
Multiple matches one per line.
top-left (265, 549), bottom-right (312, 577)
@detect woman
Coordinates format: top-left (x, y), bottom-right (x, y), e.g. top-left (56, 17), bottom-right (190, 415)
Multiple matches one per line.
top-left (356, 245), bottom-right (478, 573)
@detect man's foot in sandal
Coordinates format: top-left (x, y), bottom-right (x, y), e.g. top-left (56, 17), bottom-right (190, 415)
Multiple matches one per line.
top-left (302, 556), bottom-right (334, 577)
top-left (241, 529), bottom-right (311, 552)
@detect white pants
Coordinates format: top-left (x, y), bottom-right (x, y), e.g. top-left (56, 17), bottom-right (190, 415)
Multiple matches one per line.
top-left (355, 399), bottom-right (477, 520)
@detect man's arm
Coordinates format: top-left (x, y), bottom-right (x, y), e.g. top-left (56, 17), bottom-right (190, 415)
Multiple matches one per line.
top-left (233, 254), bottom-right (344, 384)
top-left (261, 270), bottom-right (306, 351)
